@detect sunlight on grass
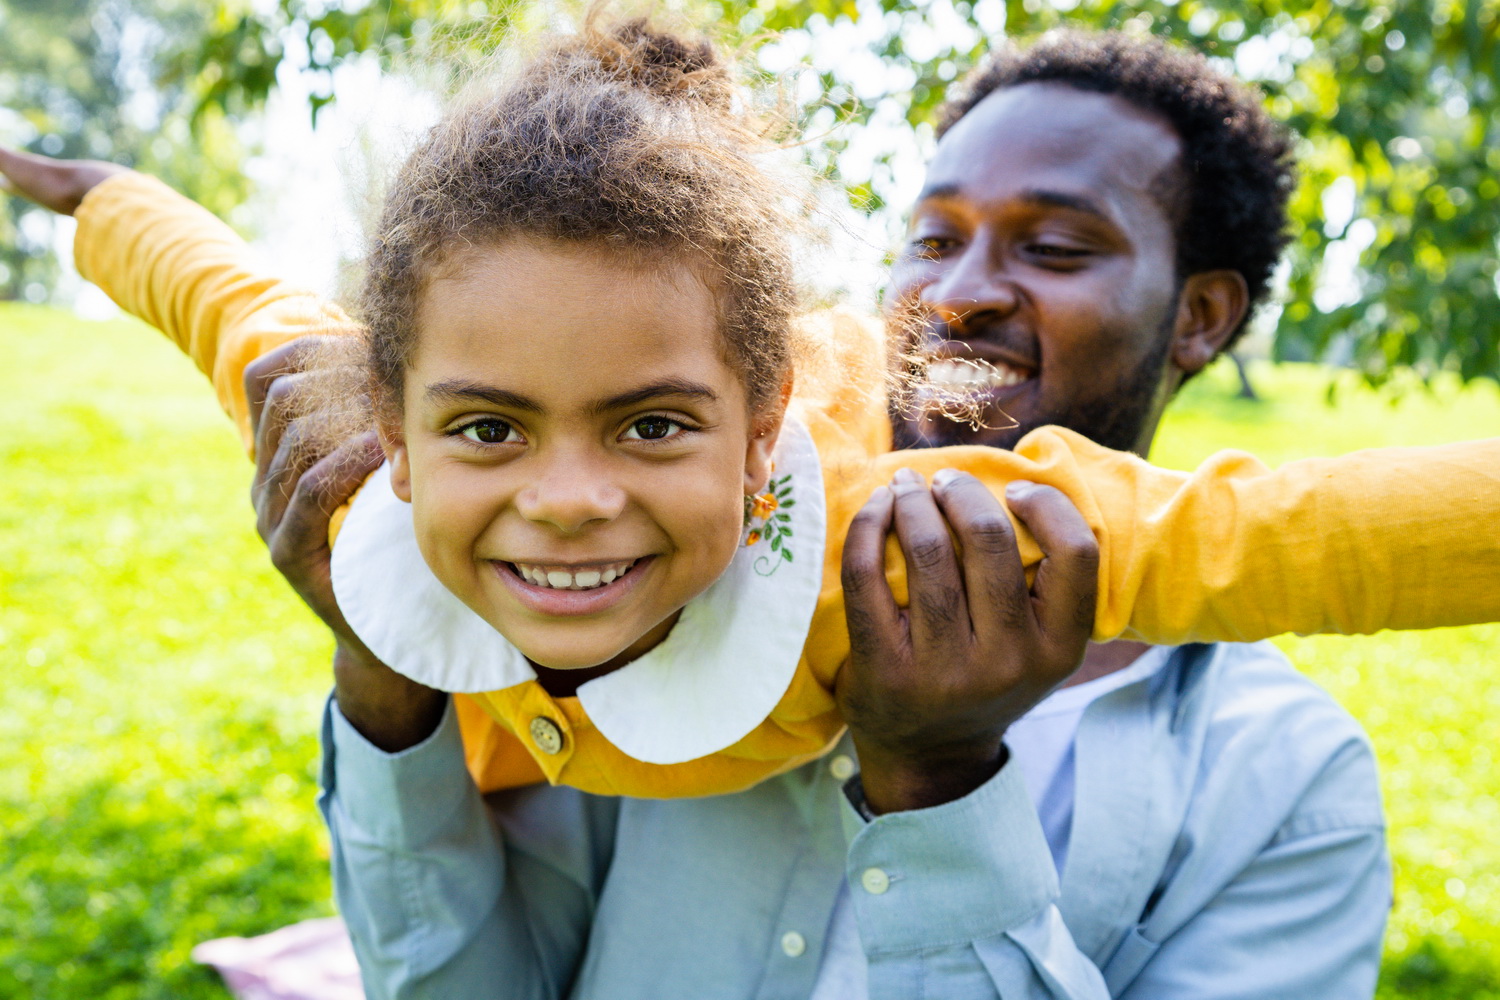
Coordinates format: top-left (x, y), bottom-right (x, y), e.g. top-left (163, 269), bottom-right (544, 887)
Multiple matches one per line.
top-left (3, 306), bottom-right (1498, 996)
top-left (1157, 357), bottom-right (1500, 1000)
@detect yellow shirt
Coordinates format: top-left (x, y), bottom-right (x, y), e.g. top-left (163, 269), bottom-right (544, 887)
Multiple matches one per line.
top-left (75, 171), bottom-right (1500, 797)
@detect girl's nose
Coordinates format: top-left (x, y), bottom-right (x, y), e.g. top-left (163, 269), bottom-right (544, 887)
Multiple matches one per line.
top-left (514, 458), bottom-right (627, 533)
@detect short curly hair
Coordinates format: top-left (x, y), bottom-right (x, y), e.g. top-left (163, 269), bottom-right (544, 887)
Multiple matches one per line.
top-left (938, 30), bottom-right (1296, 348)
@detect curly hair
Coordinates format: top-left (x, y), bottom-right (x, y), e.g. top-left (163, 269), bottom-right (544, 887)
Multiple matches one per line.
top-left (938, 30), bottom-right (1296, 347)
top-left (357, 16), bottom-right (803, 417)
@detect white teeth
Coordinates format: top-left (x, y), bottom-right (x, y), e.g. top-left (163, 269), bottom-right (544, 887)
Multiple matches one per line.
top-left (512, 560), bottom-right (636, 591)
top-left (926, 358), bottom-right (1030, 391)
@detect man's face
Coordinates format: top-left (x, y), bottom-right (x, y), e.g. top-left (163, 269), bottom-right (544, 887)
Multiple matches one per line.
top-left (887, 82), bottom-right (1189, 454)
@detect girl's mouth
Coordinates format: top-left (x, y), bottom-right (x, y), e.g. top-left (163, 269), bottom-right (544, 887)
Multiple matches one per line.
top-left (508, 558), bottom-right (640, 591)
top-left (493, 556), bottom-right (654, 617)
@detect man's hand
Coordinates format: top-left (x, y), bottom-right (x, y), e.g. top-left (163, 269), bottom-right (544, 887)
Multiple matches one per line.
top-left (247, 339), bottom-right (447, 752)
top-left (0, 146), bottom-right (127, 215)
top-left (838, 468), bottom-right (1099, 814)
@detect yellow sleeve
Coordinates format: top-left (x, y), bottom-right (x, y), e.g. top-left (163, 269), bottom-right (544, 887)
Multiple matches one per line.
top-left (1081, 432), bottom-right (1500, 642)
top-left (814, 424), bottom-right (1500, 651)
top-left (72, 171), bottom-right (361, 454)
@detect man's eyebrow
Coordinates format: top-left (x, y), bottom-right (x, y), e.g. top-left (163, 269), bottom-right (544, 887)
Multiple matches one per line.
top-left (913, 183), bottom-right (1113, 222)
top-left (1016, 188), bottom-right (1113, 221)
top-left (916, 182), bottom-right (963, 203)
top-left (592, 378), bottom-right (719, 414)
top-left (424, 379), bottom-right (543, 413)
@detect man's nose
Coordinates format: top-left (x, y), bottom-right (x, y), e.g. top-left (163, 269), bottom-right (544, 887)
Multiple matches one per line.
top-left (515, 452), bottom-right (627, 533)
top-left (920, 241), bottom-right (1020, 333)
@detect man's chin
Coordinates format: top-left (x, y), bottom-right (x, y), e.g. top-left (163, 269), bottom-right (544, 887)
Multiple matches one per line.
top-left (893, 410), bottom-right (1032, 451)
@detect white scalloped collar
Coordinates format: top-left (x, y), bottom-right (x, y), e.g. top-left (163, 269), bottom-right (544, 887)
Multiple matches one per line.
top-left (330, 417), bottom-right (827, 765)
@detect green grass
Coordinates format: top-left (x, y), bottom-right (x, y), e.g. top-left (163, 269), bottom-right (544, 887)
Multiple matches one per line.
top-left (2, 302), bottom-right (1499, 996)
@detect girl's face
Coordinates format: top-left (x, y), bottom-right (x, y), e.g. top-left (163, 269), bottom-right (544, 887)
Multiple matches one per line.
top-left (382, 238), bottom-right (782, 674)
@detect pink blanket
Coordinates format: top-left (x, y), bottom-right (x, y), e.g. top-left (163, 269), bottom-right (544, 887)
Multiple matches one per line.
top-left (193, 917), bottom-right (364, 1000)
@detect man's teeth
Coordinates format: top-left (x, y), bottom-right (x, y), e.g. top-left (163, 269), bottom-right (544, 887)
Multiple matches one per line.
top-left (513, 560), bottom-right (638, 590)
top-left (926, 358), bottom-right (1030, 390)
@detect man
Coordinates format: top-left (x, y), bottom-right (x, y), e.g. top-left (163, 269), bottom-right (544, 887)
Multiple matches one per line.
top-left (0, 28), bottom-right (1382, 998)
top-left (239, 31), bottom-right (1384, 998)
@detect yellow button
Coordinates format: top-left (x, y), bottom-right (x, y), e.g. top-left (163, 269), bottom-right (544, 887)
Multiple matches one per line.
top-left (828, 754), bottom-right (856, 781)
top-left (781, 931), bottom-right (806, 957)
top-left (861, 867), bottom-right (890, 895)
top-left (529, 717), bottom-right (564, 755)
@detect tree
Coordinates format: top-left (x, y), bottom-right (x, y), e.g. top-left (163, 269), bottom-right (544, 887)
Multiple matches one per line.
top-left (0, 0), bottom-right (251, 301)
top-left (14, 0), bottom-right (1500, 387)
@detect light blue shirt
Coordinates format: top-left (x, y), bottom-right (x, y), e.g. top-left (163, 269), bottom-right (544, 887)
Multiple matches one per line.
top-left (319, 642), bottom-right (1390, 999)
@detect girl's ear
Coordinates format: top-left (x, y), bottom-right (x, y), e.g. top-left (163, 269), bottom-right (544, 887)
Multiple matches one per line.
top-left (377, 419), bottom-right (413, 503)
top-left (744, 375), bottom-right (793, 495)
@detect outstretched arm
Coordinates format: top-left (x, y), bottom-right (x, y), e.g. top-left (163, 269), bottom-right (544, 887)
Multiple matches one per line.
top-left (0, 146), bottom-right (126, 215)
top-left (4, 148), bottom-right (359, 451)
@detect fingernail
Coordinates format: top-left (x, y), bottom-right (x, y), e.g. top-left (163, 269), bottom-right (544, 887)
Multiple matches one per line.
top-left (1005, 480), bottom-right (1035, 499)
top-left (931, 468), bottom-right (961, 488)
top-left (892, 467), bottom-right (923, 487)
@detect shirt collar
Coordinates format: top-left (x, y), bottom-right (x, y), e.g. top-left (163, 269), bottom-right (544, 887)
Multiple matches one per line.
top-left (330, 417), bottom-right (827, 765)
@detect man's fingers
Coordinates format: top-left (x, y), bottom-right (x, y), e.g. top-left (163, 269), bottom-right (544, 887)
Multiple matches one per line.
top-left (931, 469), bottom-right (1031, 638)
top-left (266, 432), bottom-right (384, 626)
top-left (246, 337), bottom-right (324, 442)
top-left (254, 414), bottom-right (321, 541)
top-left (840, 484), bottom-right (905, 665)
top-left (308, 430), bottom-right (385, 513)
top-left (251, 371), bottom-right (309, 532)
top-left (888, 468), bottom-right (969, 651)
top-left (1005, 481), bottom-right (1100, 644)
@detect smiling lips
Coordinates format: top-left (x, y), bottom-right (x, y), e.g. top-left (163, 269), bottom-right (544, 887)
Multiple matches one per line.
top-left (510, 559), bottom-right (640, 591)
top-left (926, 357), bottom-right (1033, 391)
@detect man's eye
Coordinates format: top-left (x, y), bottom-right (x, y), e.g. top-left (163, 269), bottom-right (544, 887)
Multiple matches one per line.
top-left (1029, 243), bottom-right (1090, 259)
top-left (909, 236), bottom-right (958, 259)
top-left (457, 419), bottom-right (521, 445)
top-left (622, 416), bottom-right (686, 442)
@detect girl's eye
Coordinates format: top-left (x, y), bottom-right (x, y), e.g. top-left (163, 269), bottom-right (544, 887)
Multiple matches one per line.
top-left (457, 418), bottom-right (521, 445)
top-left (622, 416), bottom-right (687, 442)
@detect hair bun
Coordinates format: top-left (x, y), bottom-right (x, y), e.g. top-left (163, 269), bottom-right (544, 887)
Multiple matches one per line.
top-left (582, 17), bottom-right (729, 105)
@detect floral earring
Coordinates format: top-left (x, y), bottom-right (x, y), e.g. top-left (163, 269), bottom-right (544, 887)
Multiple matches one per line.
top-left (741, 465), bottom-right (796, 568)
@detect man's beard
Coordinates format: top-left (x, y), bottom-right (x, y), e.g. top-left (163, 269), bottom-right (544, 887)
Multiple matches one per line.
top-left (891, 313), bottom-right (1175, 455)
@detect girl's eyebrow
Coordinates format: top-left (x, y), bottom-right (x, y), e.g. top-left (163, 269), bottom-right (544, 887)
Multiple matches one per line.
top-left (592, 379), bottom-right (719, 414)
top-left (425, 379), bottom-right (541, 412)
top-left (422, 377), bottom-right (719, 414)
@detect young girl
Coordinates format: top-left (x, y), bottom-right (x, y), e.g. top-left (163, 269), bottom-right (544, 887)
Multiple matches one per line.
top-left (10, 18), bottom-right (1500, 798)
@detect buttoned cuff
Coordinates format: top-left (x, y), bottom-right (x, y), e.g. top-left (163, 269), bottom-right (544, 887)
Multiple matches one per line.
top-left (841, 753), bottom-right (1060, 955)
top-left (323, 693), bottom-right (473, 849)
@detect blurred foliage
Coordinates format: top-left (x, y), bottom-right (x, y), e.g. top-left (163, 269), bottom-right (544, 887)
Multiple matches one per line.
top-left (0, 0), bottom-right (253, 301)
top-left (169, 0), bottom-right (1500, 388)
top-left (2, 0), bottom-right (1497, 381)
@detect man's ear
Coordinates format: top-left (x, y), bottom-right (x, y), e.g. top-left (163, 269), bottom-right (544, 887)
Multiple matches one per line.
top-left (1170, 270), bottom-right (1250, 377)
top-left (744, 375), bottom-right (793, 495)
top-left (377, 418), bottom-right (413, 503)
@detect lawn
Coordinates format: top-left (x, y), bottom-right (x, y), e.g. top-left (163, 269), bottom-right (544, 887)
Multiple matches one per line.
top-left (3, 301), bottom-right (1499, 997)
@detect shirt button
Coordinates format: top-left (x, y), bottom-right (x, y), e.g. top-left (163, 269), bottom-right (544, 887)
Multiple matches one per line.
top-left (828, 754), bottom-right (856, 781)
top-left (528, 717), bottom-right (564, 755)
top-left (781, 931), bottom-right (806, 957)
top-left (861, 867), bottom-right (890, 895)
